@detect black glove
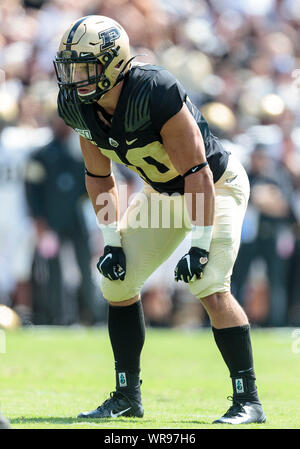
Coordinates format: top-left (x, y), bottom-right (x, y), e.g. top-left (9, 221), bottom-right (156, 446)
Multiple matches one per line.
top-left (97, 245), bottom-right (126, 281)
top-left (174, 247), bottom-right (209, 283)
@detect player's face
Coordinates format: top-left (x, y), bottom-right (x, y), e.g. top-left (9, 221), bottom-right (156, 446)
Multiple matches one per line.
top-left (56, 61), bottom-right (102, 96)
top-left (73, 63), bottom-right (101, 96)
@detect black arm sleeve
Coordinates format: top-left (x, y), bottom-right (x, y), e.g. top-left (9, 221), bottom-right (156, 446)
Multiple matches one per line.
top-left (150, 69), bottom-right (187, 133)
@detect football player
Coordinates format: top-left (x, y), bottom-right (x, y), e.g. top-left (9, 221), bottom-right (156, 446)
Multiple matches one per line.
top-left (53, 15), bottom-right (266, 424)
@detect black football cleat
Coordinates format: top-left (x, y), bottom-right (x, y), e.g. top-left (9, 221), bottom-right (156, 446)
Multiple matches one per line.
top-left (77, 390), bottom-right (144, 419)
top-left (213, 397), bottom-right (266, 425)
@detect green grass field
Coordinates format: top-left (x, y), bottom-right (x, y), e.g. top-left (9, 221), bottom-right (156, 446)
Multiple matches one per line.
top-left (0, 326), bottom-right (300, 429)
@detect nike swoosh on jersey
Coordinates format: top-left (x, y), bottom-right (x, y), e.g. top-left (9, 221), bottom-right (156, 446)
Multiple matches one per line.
top-left (110, 407), bottom-right (131, 418)
top-left (126, 138), bottom-right (138, 145)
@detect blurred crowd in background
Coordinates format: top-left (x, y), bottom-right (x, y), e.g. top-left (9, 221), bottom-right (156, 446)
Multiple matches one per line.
top-left (1, 0), bottom-right (300, 329)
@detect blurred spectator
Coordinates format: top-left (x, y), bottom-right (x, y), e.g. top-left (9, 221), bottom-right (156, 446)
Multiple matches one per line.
top-left (25, 115), bottom-right (102, 325)
top-left (231, 144), bottom-right (294, 326)
top-left (285, 131), bottom-right (300, 325)
top-left (0, 94), bottom-right (52, 324)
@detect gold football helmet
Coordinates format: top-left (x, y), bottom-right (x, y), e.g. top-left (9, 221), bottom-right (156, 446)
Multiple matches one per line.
top-left (54, 15), bottom-right (132, 103)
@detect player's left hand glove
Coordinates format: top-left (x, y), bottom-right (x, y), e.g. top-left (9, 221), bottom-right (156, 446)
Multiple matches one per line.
top-left (174, 247), bottom-right (209, 283)
top-left (97, 245), bottom-right (126, 281)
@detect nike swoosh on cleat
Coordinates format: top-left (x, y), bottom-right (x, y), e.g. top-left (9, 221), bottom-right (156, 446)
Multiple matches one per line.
top-left (237, 368), bottom-right (253, 374)
top-left (110, 407), bottom-right (131, 418)
top-left (126, 138), bottom-right (138, 145)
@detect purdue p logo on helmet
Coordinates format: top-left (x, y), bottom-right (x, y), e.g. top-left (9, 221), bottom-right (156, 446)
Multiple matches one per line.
top-left (53, 15), bottom-right (131, 104)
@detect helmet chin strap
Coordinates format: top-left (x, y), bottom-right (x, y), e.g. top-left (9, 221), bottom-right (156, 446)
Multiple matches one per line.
top-left (114, 55), bottom-right (142, 85)
top-left (93, 55), bottom-right (139, 102)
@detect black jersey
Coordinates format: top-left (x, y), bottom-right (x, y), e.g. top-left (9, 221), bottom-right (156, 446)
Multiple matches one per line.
top-left (58, 64), bottom-right (230, 195)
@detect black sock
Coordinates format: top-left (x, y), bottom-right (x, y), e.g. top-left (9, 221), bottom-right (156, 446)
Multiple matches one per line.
top-left (108, 301), bottom-right (145, 394)
top-left (212, 325), bottom-right (260, 403)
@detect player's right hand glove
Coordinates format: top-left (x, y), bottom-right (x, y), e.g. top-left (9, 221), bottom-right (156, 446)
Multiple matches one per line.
top-left (97, 245), bottom-right (126, 281)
